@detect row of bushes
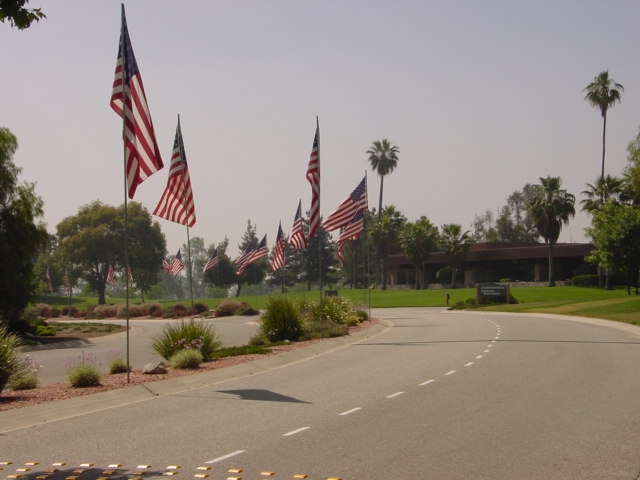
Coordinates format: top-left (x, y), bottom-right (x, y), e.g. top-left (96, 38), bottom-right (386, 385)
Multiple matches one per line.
top-left (27, 299), bottom-right (260, 322)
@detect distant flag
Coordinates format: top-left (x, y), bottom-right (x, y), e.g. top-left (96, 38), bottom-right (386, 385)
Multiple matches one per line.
top-left (63, 270), bottom-right (71, 294)
top-left (162, 259), bottom-right (171, 274)
top-left (153, 115), bottom-right (196, 227)
top-left (272, 223), bottom-right (286, 272)
top-left (127, 265), bottom-right (134, 287)
top-left (289, 199), bottom-right (307, 249)
top-left (234, 246), bottom-right (254, 275)
top-left (306, 119), bottom-right (320, 239)
top-left (45, 267), bottom-right (53, 292)
top-left (169, 250), bottom-right (185, 276)
top-left (336, 210), bottom-right (366, 266)
top-left (106, 264), bottom-right (117, 285)
top-left (203, 250), bottom-right (219, 273)
top-left (323, 176), bottom-right (367, 232)
top-left (237, 235), bottom-right (268, 275)
top-left (110, 4), bottom-right (163, 199)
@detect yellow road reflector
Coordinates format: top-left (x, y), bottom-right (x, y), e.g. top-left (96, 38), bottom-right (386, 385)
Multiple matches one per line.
top-left (0, 462), bottom-right (13, 465)
top-left (196, 467), bottom-right (211, 471)
top-left (162, 472), bottom-right (179, 476)
top-left (7, 474), bottom-right (22, 479)
top-left (107, 464), bottom-right (122, 468)
top-left (292, 475), bottom-right (308, 479)
top-left (25, 462), bottom-right (39, 466)
top-left (65, 476), bottom-right (79, 480)
top-left (260, 473), bottom-right (275, 476)
top-left (53, 463), bottom-right (67, 467)
top-left (194, 474), bottom-right (209, 478)
top-left (226, 477), bottom-right (242, 480)
top-left (79, 463), bottom-right (94, 467)
top-left (16, 468), bottom-right (30, 472)
top-left (228, 469), bottom-right (243, 473)
top-left (36, 475), bottom-right (51, 479)
top-left (137, 465), bottom-right (152, 469)
top-left (326, 477), bottom-right (343, 480)
top-left (167, 466), bottom-right (182, 470)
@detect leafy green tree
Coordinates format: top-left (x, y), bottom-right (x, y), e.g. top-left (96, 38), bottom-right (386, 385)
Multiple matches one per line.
top-left (399, 217), bottom-right (439, 289)
top-left (586, 203), bottom-right (640, 294)
top-left (234, 221), bottom-right (269, 296)
top-left (623, 127), bottom-right (640, 204)
top-left (583, 70), bottom-right (624, 178)
top-left (55, 201), bottom-right (166, 304)
top-left (202, 237), bottom-right (237, 291)
top-left (0, 128), bottom-right (48, 329)
top-left (527, 176), bottom-right (576, 286)
top-left (472, 187), bottom-right (538, 243)
top-left (370, 205), bottom-right (406, 290)
top-left (304, 223), bottom-right (337, 291)
top-left (0, 0), bottom-right (45, 29)
top-left (339, 211), bottom-right (374, 289)
top-left (367, 139), bottom-right (399, 217)
top-left (439, 224), bottom-right (473, 288)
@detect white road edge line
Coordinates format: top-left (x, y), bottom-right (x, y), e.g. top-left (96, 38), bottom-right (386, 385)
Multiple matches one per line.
top-left (387, 391), bottom-right (405, 398)
top-left (283, 427), bottom-right (310, 437)
top-left (206, 450), bottom-right (245, 464)
top-left (419, 379), bottom-right (435, 386)
top-left (339, 407), bottom-right (362, 416)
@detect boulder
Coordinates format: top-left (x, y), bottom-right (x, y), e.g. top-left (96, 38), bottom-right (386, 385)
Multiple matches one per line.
top-left (142, 362), bottom-right (167, 374)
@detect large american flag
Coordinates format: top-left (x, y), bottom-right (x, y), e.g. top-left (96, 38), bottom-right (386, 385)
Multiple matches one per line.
top-left (336, 210), bottom-right (365, 266)
top-left (272, 223), bottom-right (286, 272)
top-left (237, 235), bottom-right (268, 275)
top-left (169, 250), bottom-right (185, 276)
top-left (153, 116), bottom-right (196, 227)
top-left (323, 176), bottom-right (367, 232)
top-left (110, 5), bottom-right (163, 199)
top-left (106, 264), bottom-right (117, 285)
top-left (203, 250), bottom-right (218, 273)
top-left (289, 199), bottom-right (307, 249)
top-left (306, 120), bottom-right (320, 239)
top-left (235, 246), bottom-right (255, 275)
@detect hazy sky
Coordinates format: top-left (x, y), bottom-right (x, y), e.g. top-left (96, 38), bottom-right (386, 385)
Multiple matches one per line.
top-left (3, 1), bottom-right (640, 258)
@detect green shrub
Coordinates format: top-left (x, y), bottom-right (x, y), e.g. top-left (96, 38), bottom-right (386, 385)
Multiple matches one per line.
top-left (168, 349), bottom-right (203, 369)
top-left (572, 275), bottom-right (599, 287)
top-left (355, 309), bottom-right (369, 322)
top-left (0, 327), bottom-right (24, 392)
top-left (139, 302), bottom-right (162, 317)
top-left (35, 303), bottom-right (52, 318)
top-left (35, 325), bottom-right (56, 336)
top-left (62, 306), bottom-right (78, 316)
top-left (65, 352), bottom-right (102, 388)
top-left (192, 302), bottom-right (209, 315)
top-left (50, 306), bottom-right (61, 318)
top-left (107, 349), bottom-right (130, 374)
top-left (310, 297), bottom-right (360, 326)
top-left (260, 296), bottom-right (303, 342)
top-left (8, 355), bottom-right (41, 390)
top-left (499, 278), bottom-right (512, 283)
top-left (152, 319), bottom-right (220, 360)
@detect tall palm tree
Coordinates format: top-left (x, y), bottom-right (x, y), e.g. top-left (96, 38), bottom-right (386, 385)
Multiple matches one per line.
top-left (527, 176), bottom-right (576, 287)
top-left (583, 71), bottom-right (624, 178)
top-left (366, 139), bottom-right (399, 217)
top-left (439, 223), bottom-right (473, 288)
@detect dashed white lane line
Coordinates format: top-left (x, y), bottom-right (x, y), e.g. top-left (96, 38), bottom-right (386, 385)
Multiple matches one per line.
top-left (444, 370), bottom-right (456, 376)
top-left (339, 407), bottom-right (362, 416)
top-left (464, 362), bottom-right (474, 367)
top-left (387, 391), bottom-right (405, 398)
top-left (476, 355), bottom-right (483, 359)
top-left (419, 379), bottom-right (435, 386)
top-left (283, 427), bottom-right (310, 437)
top-left (206, 450), bottom-right (245, 464)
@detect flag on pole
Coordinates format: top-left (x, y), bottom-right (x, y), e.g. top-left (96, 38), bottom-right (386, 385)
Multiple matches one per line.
top-left (45, 267), bottom-right (53, 292)
top-left (272, 223), bottom-right (286, 272)
top-left (106, 264), bottom-right (117, 285)
top-left (203, 250), bottom-right (218, 273)
top-left (127, 265), bottom-right (134, 287)
top-left (162, 259), bottom-right (171, 274)
top-left (110, 4), bottom-right (163, 199)
top-left (236, 235), bottom-right (268, 275)
top-left (153, 115), bottom-right (196, 227)
top-left (336, 211), bottom-right (366, 266)
top-left (306, 119), bottom-right (320, 239)
top-left (289, 199), bottom-right (307, 249)
top-left (323, 176), bottom-right (367, 232)
top-left (63, 270), bottom-right (71, 294)
top-left (169, 250), bottom-right (185, 276)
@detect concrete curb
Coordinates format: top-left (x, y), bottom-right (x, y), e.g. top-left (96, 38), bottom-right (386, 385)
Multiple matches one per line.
top-left (0, 320), bottom-right (392, 433)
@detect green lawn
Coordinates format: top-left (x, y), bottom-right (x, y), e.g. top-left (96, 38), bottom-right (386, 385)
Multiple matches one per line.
top-left (39, 285), bottom-right (640, 326)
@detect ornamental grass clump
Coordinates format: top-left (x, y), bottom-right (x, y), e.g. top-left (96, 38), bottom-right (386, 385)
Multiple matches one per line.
top-left (0, 327), bottom-right (24, 392)
top-left (168, 349), bottom-right (203, 369)
top-left (107, 349), bottom-right (130, 374)
top-left (8, 355), bottom-right (41, 391)
top-left (65, 351), bottom-right (102, 388)
top-left (260, 296), bottom-right (303, 342)
top-left (152, 318), bottom-right (220, 360)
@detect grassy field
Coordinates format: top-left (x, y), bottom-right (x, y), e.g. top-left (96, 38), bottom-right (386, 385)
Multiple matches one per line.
top-left (39, 285), bottom-right (640, 327)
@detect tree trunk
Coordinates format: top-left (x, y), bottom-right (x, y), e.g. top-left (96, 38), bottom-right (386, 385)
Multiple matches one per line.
top-left (548, 242), bottom-right (556, 287)
top-left (601, 112), bottom-right (607, 179)
top-left (98, 284), bottom-right (106, 305)
top-left (236, 282), bottom-right (242, 297)
top-left (378, 175), bottom-right (384, 218)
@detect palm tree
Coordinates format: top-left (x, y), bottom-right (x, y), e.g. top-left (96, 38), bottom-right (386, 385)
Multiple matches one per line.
top-left (439, 224), bottom-right (473, 288)
top-left (527, 176), bottom-right (576, 287)
top-left (366, 139), bottom-right (399, 217)
top-left (583, 71), bottom-right (624, 178)
top-left (370, 205), bottom-right (406, 290)
top-left (399, 217), bottom-right (439, 289)
top-left (580, 174), bottom-right (627, 214)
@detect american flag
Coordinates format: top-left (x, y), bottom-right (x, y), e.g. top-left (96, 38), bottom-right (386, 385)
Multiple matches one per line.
top-left (63, 270), bottom-right (71, 294)
top-left (289, 199), bottom-right (307, 249)
top-left (323, 176), bottom-right (367, 232)
top-left (110, 5), bottom-right (163, 199)
top-left (162, 259), bottom-right (171, 274)
top-left (153, 115), bottom-right (196, 227)
top-left (272, 223), bottom-right (286, 272)
top-left (45, 267), bottom-right (53, 292)
top-left (234, 246), bottom-right (254, 275)
top-left (127, 265), bottom-right (134, 287)
top-left (203, 250), bottom-right (218, 273)
top-left (336, 210), bottom-right (365, 266)
top-left (106, 264), bottom-right (117, 285)
top-left (306, 120), bottom-right (320, 239)
top-left (169, 250), bottom-right (185, 276)
top-left (237, 235), bottom-right (268, 275)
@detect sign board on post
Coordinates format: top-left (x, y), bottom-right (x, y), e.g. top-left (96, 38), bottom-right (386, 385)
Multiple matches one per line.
top-left (476, 282), bottom-right (510, 304)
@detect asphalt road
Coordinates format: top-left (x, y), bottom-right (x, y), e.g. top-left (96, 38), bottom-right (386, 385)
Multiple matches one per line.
top-left (4, 308), bottom-right (640, 479)
top-left (22, 315), bottom-right (261, 386)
